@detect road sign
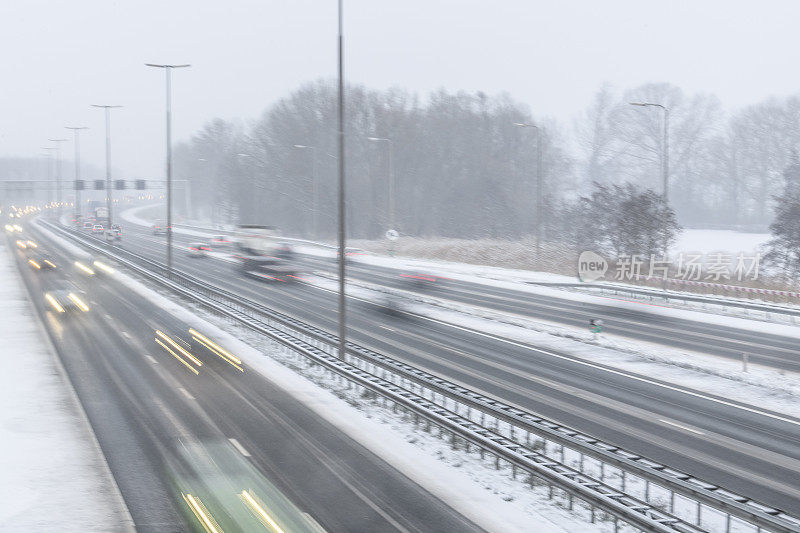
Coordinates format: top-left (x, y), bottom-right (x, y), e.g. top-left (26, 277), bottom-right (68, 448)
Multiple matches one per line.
top-left (386, 229), bottom-right (399, 241)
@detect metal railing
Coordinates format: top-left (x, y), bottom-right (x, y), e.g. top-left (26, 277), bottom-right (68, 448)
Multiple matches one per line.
top-left (37, 220), bottom-right (800, 533)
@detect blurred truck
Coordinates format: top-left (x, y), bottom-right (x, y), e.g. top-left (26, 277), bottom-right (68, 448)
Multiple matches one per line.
top-left (232, 225), bottom-right (297, 280)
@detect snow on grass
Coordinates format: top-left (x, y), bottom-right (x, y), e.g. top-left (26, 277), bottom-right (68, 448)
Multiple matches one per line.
top-left (0, 239), bottom-right (132, 531)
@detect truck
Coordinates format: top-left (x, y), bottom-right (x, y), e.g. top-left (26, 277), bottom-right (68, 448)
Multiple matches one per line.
top-left (232, 225), bottom-right (297, 280)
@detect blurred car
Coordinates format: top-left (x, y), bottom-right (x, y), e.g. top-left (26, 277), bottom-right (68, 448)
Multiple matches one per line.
top-left (28, 254), bottom-right (57, 271)
top-left (209, 235), bottom-right (231, 247)
top-left (188, 242), bottom-right (211, 258)
top-left (91, 224), bottom-right (104, 234)
top-left (44, 281), bottom-right (90, 313)
top-left (82, 221), bottom-right (93, 231)
top-left (111, 223), bottom-right (123, 234)
top-left (104, 229), bottom-right (121, 242)
top-left (274, 242), bottom-right (294, 260)
top-left (153, 219), bottom-right (168, 235)
top-left (400, 271), bottom-right (444, 291)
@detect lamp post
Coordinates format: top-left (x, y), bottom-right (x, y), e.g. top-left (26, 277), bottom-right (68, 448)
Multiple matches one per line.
top-left (513, 122), bottom-right (543, 266)
top-left (146, 63), bottom-right (190, 279)
top-left (65, 126), bottom-right (88, 221)
top-left (629, 102), bottom-right (670, 264)
top-left (91, 104), bottom-right (122, 228)
top-left (48, 138), bottom-right (69, 221)
top-left (337, 0), bottom-right (346, 361)
top-left (293, 144), bottom-right (318, 237)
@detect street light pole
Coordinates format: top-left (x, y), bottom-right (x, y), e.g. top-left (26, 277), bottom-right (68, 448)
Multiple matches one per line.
top-left (629, 102), bottom-right (670, 263)
top-left (48, 138), bottom-right (68, 221)
top-left (337, 0), bottom-right (346, 361)
top-left (513, 122), bottom-right (543, 265)
top-left (65, 126), bottom-right (88, 221)
top-left (91, 105), bottom-right (122, 228)
top-left (293, 144), bottom-right (318, 238)
top-left (146, 63), bottom-right (190, 279)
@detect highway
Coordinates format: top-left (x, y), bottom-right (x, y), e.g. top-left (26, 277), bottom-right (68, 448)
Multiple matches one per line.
top-left (13, 228), bottom-right (485, 533)
top-left (295, 253), bottom-right (800, 373)
top-left (77, 212), bottom-right (800, 516)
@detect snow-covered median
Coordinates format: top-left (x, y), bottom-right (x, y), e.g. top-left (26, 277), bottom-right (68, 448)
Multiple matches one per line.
top-left (0, 239), bottom-right (132, 531)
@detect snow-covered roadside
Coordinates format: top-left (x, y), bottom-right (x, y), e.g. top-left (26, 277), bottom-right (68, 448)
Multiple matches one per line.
top-left (308, 273), bottom-right (800, 420)
top-left (72, 249), bottom-right (610, 532)
top-left (0, 239), bottom-right (133, 531)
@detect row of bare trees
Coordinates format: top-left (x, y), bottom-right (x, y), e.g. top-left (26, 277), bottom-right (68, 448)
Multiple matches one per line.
top-left (174, 79), bottom-right (800, 241)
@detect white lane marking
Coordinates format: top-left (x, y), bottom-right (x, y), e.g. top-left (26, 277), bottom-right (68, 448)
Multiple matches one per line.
top-left (104, 313), bottom-right (112, 320)
top-left (145, 355), bottom-right (159, 364)
top-left (228, 438), bottom-right (251, 457)
top-left (659, 418), bottom-right (705, 435)
top-left (179, 387), bottom-right (195, 400)
top-left (306, 280), bottom-right (800, 428)
top-left (408, 311), bottom-right (800, 428)
top-left (379, 325), bottom-right (395, 332)
top-left (121, 331), bottom-right (132, 339)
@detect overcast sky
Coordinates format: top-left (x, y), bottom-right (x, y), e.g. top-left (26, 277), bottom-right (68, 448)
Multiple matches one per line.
top-left (1, 0), bottom-right (799, 178)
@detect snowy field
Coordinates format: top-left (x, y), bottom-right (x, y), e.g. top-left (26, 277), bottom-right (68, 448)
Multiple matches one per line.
top-left (672, 229), bottom-right (770, 255)
top-left (0, 239), bottom-right (131, 531)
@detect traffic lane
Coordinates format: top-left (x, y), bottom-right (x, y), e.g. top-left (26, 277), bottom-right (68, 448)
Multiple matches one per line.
top-left (294, 254), bottom-right (800, 369)
top-left (109, 230), bottom-right (800, 452)
top-left (36, 232), bottom-right (486, 533)
top-left (96, 261), bottom-right (486, 533)
top-left (90, 227), bottom-right (800, 509)
top-left (108, 234), bottom-right (800, 460)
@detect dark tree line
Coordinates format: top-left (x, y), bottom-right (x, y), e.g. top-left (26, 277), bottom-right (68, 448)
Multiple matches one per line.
top-left (174, 80), bottom-right (573, 241)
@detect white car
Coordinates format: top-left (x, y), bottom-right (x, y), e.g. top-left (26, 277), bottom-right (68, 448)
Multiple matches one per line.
top-left (91, 224), bottom-right (104, 234)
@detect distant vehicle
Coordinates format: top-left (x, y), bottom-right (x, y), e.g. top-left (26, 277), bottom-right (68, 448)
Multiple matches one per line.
top-left (233, 225), bottom-right (297, 278)
top-left (94, 206), bottom-right (108, 223)
top-left (187, 242), bottom-right (210, 258)
top-left (28, 254), bottom-right (57, 271)
top-left (82, 222), bottom-right (93, 230)
top-left (91, 224), bottom-right (104, 234)
top-left (44, 281), bottom-right (90, 313)
top-left (153, 219), bottom-right (168, 235)
top-left (400, 271), bottom-right (445, 290)
top-left (104, 229), bottom-right (120, 242)
top-left (337, 246), bottom-right (365, 263)
top-left (209, 235), bottom-right (231, 247)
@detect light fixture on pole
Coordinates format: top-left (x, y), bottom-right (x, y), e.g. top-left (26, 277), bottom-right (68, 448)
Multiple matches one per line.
top-left (513, 122), bottom-right (543, 266)
top-left (48, 138), bottom-right (69, 220)
top-left (91, 104), bottom-right (122, 228)
top-left (293, 144), bottom-right (318, 238)
top-left (65, 126), bottom-right (88, 221)
top-left (146, 63), bottom-right (190, 279)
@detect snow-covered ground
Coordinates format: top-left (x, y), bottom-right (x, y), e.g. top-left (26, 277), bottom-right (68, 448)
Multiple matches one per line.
top-left (672, 229), bottom-right (769, 256)
top-left (0, 238), bottom-right (132, 531)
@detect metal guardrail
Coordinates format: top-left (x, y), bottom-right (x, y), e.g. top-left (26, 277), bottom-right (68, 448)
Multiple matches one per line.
top-left (537, 281), bottom-right (800, 320)
top-left (37, 220), bottom-right (800, 533)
